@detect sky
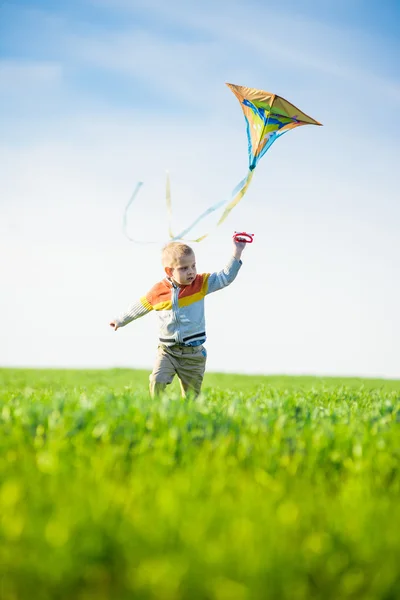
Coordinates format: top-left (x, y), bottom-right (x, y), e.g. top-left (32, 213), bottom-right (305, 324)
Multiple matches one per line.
top-left (1, 0), bottom-right (399, 378)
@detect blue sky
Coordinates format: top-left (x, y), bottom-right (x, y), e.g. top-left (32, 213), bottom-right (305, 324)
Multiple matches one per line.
top-left (1, 0), bottom-right (399, 377)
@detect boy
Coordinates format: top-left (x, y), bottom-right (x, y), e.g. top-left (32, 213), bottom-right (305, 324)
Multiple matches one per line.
top-left (110, 237), bottom-right (247, 397)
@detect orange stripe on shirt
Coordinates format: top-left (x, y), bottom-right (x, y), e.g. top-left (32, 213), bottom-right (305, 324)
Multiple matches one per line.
top-left (145, 281), bottom-right (171, 307)
top-left (178, 274), bottom-right (209, 307)
top-left (145, 274), bottom-right (210, 311)
top-left (178, 274), bottom-right (206, 298)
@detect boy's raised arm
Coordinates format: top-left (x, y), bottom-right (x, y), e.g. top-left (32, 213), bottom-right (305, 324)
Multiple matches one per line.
top-left (206, 239), bottom-right (247, 295)
top-left (232, 239), bottom-right (246, 261)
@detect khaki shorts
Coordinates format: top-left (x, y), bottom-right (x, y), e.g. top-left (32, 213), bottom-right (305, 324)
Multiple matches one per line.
top-left (149, 344), bottom-right (207, 397)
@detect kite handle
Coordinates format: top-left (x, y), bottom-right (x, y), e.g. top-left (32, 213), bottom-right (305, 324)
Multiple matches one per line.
top-left (233, 231), bottom-right (254, 243)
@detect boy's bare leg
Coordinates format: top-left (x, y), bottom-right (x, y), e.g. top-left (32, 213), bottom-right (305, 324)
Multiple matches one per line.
top-left (178, 378), bottom-right (186, 398)
top-left (149, 381), bottom-right (168, 398)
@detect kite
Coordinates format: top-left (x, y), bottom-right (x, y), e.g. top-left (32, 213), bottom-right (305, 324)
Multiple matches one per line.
top-left (123, 83), bottom-right (322, 243)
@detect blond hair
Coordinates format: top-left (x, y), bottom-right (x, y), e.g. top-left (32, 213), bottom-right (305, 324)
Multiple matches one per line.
top-left (162, 242), bottom-right (194, 268)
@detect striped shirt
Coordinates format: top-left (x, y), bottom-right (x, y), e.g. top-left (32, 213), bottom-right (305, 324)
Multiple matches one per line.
top-left (114, 256), bottom-right (242, 346)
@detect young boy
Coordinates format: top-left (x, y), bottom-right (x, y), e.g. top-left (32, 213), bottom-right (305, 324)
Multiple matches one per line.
top-left (110, 237), bottom-right (247, 397)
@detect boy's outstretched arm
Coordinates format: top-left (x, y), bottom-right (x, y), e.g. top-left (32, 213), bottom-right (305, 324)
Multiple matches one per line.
top-left (110, 296), bottom-right (153, 331)
top-left (232, 238), bottom-right (247, 261)
top-left (206, 237), bottom-right (249, 295)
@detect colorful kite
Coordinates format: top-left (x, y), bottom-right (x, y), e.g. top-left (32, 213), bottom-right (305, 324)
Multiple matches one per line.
top-left (123, 83), bottom-right (322, 243)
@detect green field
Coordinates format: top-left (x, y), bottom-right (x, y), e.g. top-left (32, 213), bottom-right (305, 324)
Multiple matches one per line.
top-left (1, 369), bottom-right (400, 600)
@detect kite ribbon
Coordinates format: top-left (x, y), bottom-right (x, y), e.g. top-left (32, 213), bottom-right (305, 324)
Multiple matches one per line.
top-left (216, 169), bottom-right (254, 228)
top-left (123, 165), bottom-right (255, 244)
top-left (123, 181), bottom-right (166, 244)
top-left (168, 169), bottom-right (255, 243)
top-left (166, 170), bottom-right (174, 240)
top-left (122, 181), bottom-right (143, 242)
top-left (123, 173), bottom-right (176, 244)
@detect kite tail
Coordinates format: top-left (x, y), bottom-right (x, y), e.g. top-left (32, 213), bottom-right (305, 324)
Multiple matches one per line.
top-left (123, 169), bottom-right (254, 244)
top-left (216, 169), bottom-right (254, 227)
top-left (123, 181), bottom-right (161, 244)
top-left (166, 170), bottom-right (175, 239)
top-left (170, 169), bottom-right (254, 243)
top-left (122, 181), bottom-right (143, 242)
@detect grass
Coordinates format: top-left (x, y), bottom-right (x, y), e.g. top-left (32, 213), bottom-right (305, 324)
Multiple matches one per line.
top-left (0, 368), bottom-right (399, 599)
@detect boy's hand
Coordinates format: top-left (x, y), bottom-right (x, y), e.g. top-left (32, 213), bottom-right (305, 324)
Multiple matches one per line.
top-left (110, 321), bottom-right (119, 331)
top-left (233, 238), bottom-right (247, 260)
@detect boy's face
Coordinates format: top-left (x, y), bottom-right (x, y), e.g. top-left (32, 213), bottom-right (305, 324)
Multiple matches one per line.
top-left (166, 252), bottom-right (197, 286)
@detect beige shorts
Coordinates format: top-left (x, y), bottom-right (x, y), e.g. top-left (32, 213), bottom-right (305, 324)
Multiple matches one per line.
top-left (149, 344), bottom-right (207, 397)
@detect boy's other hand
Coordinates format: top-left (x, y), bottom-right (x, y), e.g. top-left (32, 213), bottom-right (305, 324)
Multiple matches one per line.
top-left (110, 321), bottom-right (119, 331)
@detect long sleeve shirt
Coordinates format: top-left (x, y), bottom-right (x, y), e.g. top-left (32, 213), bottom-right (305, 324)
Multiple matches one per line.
top-left (114, 256), bottom-right (242, 346)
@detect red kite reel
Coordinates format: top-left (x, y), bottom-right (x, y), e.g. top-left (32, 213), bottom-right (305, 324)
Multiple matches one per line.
top-left (233, 231), bottom-right (254, 243)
